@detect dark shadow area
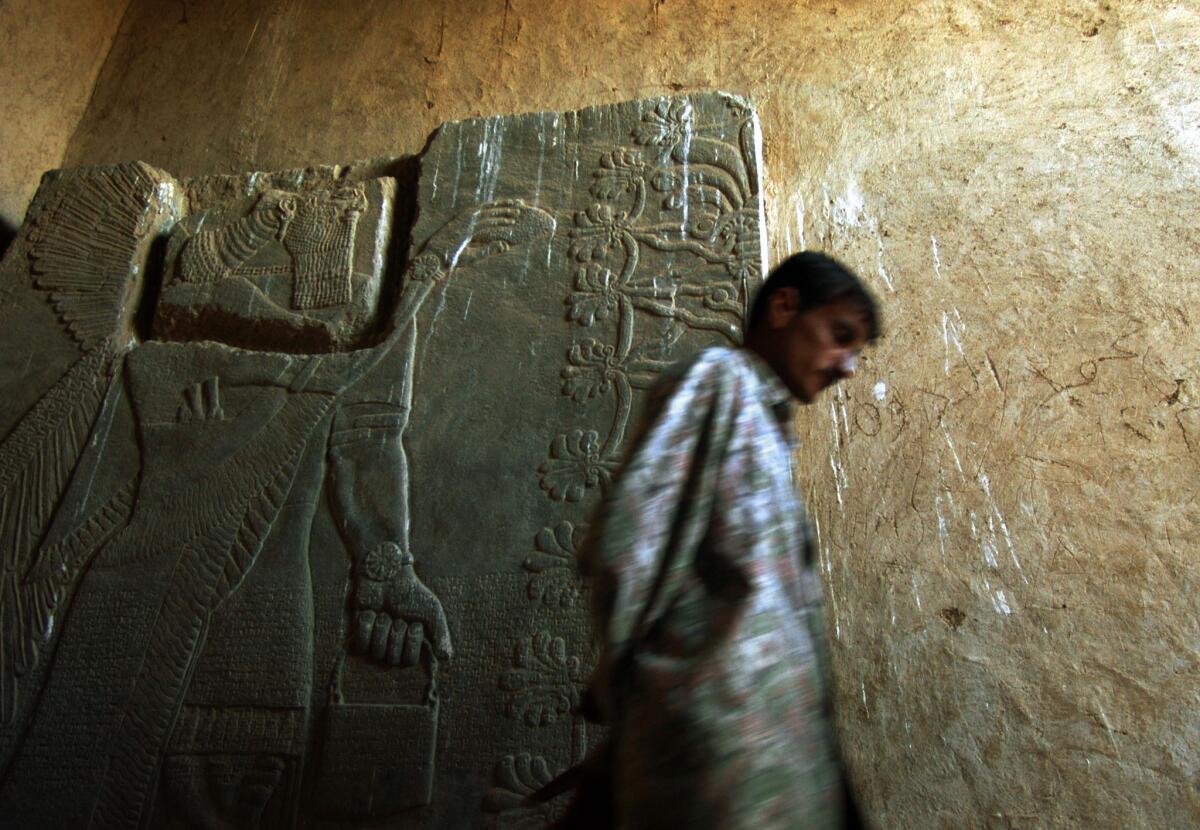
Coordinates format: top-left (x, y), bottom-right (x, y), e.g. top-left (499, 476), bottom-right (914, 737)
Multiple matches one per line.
top-left (348, 151), bottom-right (423, 347)
top-left (0, 216), bottom-right (15, 261)
top-left (134, 231), bottom-right (170, 341)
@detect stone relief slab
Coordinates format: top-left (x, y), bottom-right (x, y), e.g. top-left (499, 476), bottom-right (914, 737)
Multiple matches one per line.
top-left (0, 92), bottom-right (764, 828)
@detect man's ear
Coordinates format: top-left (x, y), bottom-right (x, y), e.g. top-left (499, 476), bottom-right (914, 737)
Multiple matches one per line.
top-left (766, 286), bottom-right (801, 329)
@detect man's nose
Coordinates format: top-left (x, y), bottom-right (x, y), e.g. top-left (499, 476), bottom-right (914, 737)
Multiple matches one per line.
top-left (837, 352), bottom-right (858, 378)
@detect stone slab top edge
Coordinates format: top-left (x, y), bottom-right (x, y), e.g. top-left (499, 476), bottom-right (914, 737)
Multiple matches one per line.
top-left (30, 90), bottom-right (758, 194)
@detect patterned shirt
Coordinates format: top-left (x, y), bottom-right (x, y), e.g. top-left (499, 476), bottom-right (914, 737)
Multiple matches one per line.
top-left (584, 346), bottom-right (844, 829)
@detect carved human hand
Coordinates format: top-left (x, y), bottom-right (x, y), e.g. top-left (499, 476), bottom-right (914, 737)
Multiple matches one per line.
top-left (351, 542), bottom-right (453, 667)
top-left (426, 199), bottom-right (555, 271)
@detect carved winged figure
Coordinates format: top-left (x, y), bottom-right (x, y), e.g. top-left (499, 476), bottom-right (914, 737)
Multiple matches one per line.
top-left (0, 181), bottom-right (554, 829)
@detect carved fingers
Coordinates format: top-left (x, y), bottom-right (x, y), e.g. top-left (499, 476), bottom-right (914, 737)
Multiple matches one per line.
top-left (467, 200), bottom-right (555, 248)
top-left (368, 611), bottom-right (392, 659)
top-left (430, 199), bottom-right (555, 270)
top-left (352, 613), bottom-right (416, 667)
top-left (351, 609), bottom-right (429, 668)
top-left (354, 609), bottom-right (378, 653)
top-left (402, 621), bottom-right (424, 666)
top-left (388, 558), bottom-right (453, 661)
top-left (351, 542), bottom-right (453, 667)
top-left (467, 202), bottom-right (523, 248)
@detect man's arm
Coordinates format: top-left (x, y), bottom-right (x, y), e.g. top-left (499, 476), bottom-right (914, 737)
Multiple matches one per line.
top-left (581, 352), bottom-right (739, 718)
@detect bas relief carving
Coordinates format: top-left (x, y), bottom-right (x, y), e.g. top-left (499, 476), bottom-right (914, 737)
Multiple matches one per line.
top-left (157, 180), bottom-right (394, 352)
top-left (0, 93), bottom-right (765, 828)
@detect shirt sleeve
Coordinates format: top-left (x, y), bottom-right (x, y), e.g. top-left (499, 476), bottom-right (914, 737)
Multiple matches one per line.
top-left (581, 353), bottom-right (739, 720)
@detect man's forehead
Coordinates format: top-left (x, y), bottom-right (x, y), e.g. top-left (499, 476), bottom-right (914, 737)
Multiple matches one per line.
top-left (815, 299), bottom-right (871, 331)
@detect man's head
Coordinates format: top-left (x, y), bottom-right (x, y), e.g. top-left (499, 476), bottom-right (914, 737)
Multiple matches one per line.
top-left (744, 252), bottom-right (881, 404)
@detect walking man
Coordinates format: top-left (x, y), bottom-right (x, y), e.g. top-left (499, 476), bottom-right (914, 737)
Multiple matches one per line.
top-left (580, 251), bottom-right (881, 829)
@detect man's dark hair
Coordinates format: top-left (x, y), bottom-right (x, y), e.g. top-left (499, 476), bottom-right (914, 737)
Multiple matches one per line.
top-left (746, 251), bottom-right (881, 340)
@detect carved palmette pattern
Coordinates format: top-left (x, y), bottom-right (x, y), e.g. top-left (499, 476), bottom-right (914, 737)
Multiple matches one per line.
top-left (538, 97), bottom-right (761, 504)
top-left (483, 752), bottom-right (564, 828)
top-left (521, 96), bottom-right (763, 628)
top-left (523, 521), bottom-right (585, 608)
top-left (498, 631), bottom-right (582, 727)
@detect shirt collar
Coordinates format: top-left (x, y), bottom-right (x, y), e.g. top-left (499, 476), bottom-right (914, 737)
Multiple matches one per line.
top-left (740, 348), bottom-right (797, 430)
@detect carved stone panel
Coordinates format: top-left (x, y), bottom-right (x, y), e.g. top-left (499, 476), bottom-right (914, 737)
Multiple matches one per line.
top-left (0, 93), bottom-right (764, 828)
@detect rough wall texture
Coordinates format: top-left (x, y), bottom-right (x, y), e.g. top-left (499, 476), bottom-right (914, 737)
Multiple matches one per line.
top-left (0, 0), bottom-right (130, 233)
top-left (34, 0), bottom-right (1200, 827)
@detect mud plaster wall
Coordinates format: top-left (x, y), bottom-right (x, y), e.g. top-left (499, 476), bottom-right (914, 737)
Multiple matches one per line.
top-left (43, 1), bottom-right (1200, 827)
top-left (0, 0), bottom-right (130, 234)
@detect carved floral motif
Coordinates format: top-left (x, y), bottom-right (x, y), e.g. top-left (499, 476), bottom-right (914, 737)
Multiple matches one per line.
top-left (567, 263), bottom-right (622, 328)
top-left (409, 252), bottom-right (446, 282)
top-left (362, 541), bottom-right (405, 582)
top-left (633, 99), bottom-right (693, 151)
top-left (523, 521), bottom-right (586, 608)
top-left (483, 753), bottom-right (565, 828)
top-left (505, 97), bottom-right (760, 811)
top-left (498, 631), bottom-right (582, 727)
top-left (537, 430), bottom-right (615, 503)
top-left (567, 203), bottom-right (636, 264)
top-left (538, 96), bottom-right (761, 504)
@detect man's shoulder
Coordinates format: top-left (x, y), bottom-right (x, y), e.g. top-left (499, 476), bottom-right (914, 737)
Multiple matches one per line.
top-left (634, 347), bottom-right (748, 430)
top-left (661, 346), bottom-right (750, 389)
top-left (656, 346), bottom-right (794, 430)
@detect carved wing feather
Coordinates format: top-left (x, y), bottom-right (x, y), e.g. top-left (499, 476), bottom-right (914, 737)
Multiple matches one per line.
top-left (0, 478), bottom-right (134, 726)
top-left (0, 349), bottom-right (120, 724)
top-left (213, 441), bottom-right (300, 606)
top-left (28, 161), bottom-right (166, 352)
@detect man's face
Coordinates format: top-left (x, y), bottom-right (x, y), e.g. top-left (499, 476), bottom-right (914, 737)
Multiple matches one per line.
top-left (765, 291), bottom-right (872, 404)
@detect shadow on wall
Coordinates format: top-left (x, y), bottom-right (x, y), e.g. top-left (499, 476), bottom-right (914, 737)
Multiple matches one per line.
top-left (359, 153), bottom-right (421, 341)
top-left (0, 216), bottom-right (14, 259)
